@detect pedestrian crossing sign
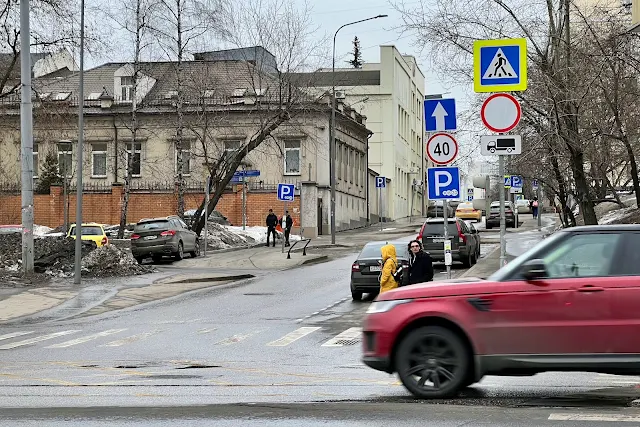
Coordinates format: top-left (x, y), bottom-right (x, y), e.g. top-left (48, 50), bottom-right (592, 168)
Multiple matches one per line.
top-left (474, 38), bottom-right (527, 93)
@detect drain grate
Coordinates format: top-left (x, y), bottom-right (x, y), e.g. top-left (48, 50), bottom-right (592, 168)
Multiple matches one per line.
top-left (331, 338), bottom-right (360, 346)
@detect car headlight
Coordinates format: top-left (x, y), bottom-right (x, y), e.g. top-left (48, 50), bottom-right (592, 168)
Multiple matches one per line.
top-left (366, 299), bottom-right (413, 314)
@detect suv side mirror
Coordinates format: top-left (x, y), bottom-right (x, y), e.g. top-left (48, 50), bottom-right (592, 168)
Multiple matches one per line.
top-left (521, 259), bottom-right (547, 283)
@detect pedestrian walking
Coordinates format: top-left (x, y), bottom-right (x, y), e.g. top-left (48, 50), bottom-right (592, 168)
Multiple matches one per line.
top-left (265, 209), bottom-right (278, 247)
top-left (379, 243), bottom-right (399, 294)
top-left (280, 210), bottom-right (293, 247)
top-left (407, 240), bottom-right (434, 285)
top-left (531, 197), bottom-right (539, 219)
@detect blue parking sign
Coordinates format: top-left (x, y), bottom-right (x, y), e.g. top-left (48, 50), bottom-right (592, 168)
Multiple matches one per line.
top-left (375, 176), bottom-right (386, 188)
top-left (427, 167), bottom-right (460, 200)
top-left (277, 183), bottom-right (295, 201)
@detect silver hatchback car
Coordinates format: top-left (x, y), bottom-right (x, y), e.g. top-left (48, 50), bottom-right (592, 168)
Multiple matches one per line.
top-left (131, 216), bottom-right (200, 263)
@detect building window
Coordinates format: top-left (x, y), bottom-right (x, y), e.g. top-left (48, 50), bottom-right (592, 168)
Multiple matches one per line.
top-left (284, 140), bottom-right (301, 175)
top-left (337, 142), bottom-right (342, 180)
top-left (57, 142), bottom-right (73, 177)
top-left (33, 142), bottom-right (39, 178)
top-left (91, 143), bottom-right (107, 178)
top-left (224, 140), bottom-right (242, 157)
top-left (342, 145), bottom-right (347, 181)
top-left (121, 76), bottom-right (134, 101)
top-left (125, 143), bottom-right (142, 177)
top-left (175, 141), bottom-right (191, 176)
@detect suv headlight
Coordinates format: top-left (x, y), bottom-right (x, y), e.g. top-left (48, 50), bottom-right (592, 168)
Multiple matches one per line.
top-left (366, 299), bottom-right (413, 314)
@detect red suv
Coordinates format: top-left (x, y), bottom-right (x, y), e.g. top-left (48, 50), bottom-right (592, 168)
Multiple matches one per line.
top-left (362, 225), bottom-right (640, 398)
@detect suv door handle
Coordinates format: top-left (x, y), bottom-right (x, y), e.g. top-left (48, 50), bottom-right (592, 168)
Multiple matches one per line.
top-left (577, 285), bottom-right (604, 293)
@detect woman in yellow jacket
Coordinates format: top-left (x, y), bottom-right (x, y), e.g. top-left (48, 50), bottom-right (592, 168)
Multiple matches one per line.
top-left (379, 244), bottom-right (399, 294)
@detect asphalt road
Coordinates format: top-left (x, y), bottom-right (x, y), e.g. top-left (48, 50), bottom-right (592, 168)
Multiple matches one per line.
top-left (1, 227), bottom-right (640, 425)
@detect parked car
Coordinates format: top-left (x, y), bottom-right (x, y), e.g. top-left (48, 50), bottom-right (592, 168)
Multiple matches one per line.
top-left (67, 223), bottom-right (109, 247)
top-left (486, 201), bottom-right (517, 229)
top-left (455, 202), bottom-right (482, 222)
top-left (362, 225), bottom-right (640, 399)
top-left (417, 217), bottom-right (480, 267)
top-left (426, 201), bottom-right (455, 218)
top-left (516, 198), bottom-right (531, 214)
top-left (130, 216), bottom-right (200, 263)
top-left (350, 241), bottom-right (410, 301)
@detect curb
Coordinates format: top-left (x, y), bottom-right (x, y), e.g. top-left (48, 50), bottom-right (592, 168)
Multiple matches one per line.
top-left (300, 255), bottom-right (329, 265)
top-left (157, 273), bottom-right (255, 285)
top-left (460, 245), bottom-right (500, 278)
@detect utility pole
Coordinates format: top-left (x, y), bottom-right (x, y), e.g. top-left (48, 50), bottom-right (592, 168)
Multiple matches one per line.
top-left (74, 0), bottom-right (86, 284)
top-left (499, 155), bottom-right (506, 267)
top-left (20, 0), bottom-right (34, 273)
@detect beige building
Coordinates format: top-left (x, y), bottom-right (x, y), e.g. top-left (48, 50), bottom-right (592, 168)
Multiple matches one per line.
top-left (0, 48), bottom-right (372, 237)
top-left (292, 45), bottom-right (426, 221)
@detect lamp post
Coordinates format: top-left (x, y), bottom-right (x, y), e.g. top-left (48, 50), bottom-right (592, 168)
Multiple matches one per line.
top-left (74, 0), bottom-right (85, 284)
top-left (330, 14), bottom-right (387, 245)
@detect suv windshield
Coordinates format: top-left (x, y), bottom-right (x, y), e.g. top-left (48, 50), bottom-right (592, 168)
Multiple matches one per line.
top-left (69, 226), bottom-right (103, 236)
top-left (359, 243), bottom-right (409, 259)
top-left (136, 220), bottom-right (170, 230)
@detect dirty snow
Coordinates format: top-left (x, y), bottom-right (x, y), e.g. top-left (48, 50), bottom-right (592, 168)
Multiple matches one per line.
top-left (34, 225), bottom-right (53, 236)
top-left (600, 206), bottom-right (638, 224)
top-left (202, 224), bottom-right (301, 250)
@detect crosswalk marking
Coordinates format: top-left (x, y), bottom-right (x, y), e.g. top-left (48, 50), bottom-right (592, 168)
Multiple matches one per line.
top-left (0, 331), bottom-right (33, 342)
top-left (101, 331), bottom-right (159, 347)
top-left (0, 330), bottom-right (80, 350)
top-left (267, 327), bottom-right (320, 347)
top-left (549, 413), bottom-right (640, 422)
top-left (46, 329), bottom-right (127, 348)
top-left (321, 327), bottom-right (362, 347)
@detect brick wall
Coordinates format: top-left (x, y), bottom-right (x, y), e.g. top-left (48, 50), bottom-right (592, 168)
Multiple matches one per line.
top-left (0, 184), bottom-right (300, 228)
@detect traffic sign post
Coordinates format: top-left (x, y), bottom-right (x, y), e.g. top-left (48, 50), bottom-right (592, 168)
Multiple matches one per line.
top-left (424, 98), bottom-right (457, 132)
top-left (481, 93), bottom-right (521, 133)
top-left (473, 38), bottom-right (527, 93)
top-left (375, 177), bottom-right (386, 231)
top-left (277, 183), bottom-right (295, 253)
top-left (480, 135), bottom-right (522, 156)
top-left (426, 133), bottom-right (459, 165)
top-left (428, 167), bottom-right (460, 280)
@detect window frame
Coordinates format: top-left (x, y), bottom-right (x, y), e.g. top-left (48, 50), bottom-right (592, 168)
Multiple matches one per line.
top-left (57, 141), bottom-right (73, 178)
top-left (283, 140), bottom-right (301, 176)
top-left (174, 140), bottom-right (191, 177)
top-left (120, 76), bottom-right (134, 102)
top-left (125, 143), bottom-right (142, 177)
top-left (91, 143), bottom-right (108, 178)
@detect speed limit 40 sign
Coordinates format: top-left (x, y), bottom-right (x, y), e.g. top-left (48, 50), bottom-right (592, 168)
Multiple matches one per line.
top-left (426, 132), bottom-right (458, 165)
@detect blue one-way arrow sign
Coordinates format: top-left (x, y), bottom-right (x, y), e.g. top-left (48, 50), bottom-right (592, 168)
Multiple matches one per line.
top-left (424, 98), bottom-right (457, 132)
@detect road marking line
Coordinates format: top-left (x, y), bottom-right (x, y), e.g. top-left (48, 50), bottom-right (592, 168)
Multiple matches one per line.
top-left (549, 413), bottom-right (640, 422)
top-left (101, 330), bottom-right (159, 347)
top-left (0, 331), bottom-right (34, 342)
top-left (321, 327), bottom-right (362, 347)
top-left (267, 327), bottom-right (321, 347)
top-left (0, 330), bottom-right (80, 349)
top-left (196, 328), bottom-right (218, 334)
top-left (46, 329), bottom-right (127, 348)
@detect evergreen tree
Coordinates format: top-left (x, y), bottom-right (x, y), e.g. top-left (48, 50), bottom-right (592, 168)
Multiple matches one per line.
top-left (347, 36), bottom-right (363, 68)
top-left (36, 150), bottom-right (62, 194)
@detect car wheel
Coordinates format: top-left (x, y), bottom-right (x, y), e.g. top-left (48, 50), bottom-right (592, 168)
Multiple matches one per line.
top-left (470, 251), bottom-right (477, 265)
top-left (190, 240), bottom-right (200, 258)
top-left (351, 290), bottom-right (363, 301)
top-left (486, 224), bottom-right (491, 230)
top-left (174, 242), bottom-right (184, 261)
top-left (135, 257), bottom-right (144, 265)
top-left (396, 326), bottom-right (470, 399)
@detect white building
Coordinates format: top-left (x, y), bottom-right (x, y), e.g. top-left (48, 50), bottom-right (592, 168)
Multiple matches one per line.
top-left (293, 45), bottom-right (426, 220)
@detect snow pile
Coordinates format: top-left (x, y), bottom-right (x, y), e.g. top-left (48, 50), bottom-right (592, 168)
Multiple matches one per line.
top-left (34, 225), bottom-right (53, 236)
top-left (82, 244), bottom-right (154, 277)
top-left (203, 224), bottom-right (301, 250)
top-left (600, 206), bottom-right (637, 224)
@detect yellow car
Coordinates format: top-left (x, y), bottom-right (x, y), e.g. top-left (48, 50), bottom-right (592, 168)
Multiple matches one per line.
top-left (67, 223), bottom-right (109, 247)
top-left (455, 202), bottom-right (482, 222)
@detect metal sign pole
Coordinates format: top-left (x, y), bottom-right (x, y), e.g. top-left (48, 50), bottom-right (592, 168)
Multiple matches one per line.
top-left (242, 168), bottom-right (246, 231)
top-left (282, 201), bottom-right (287, 253)
top-left (499, 155), bottom-right (507, 267)
top-left (379, 186), bottom-right (383, 232)
top-left (443, 197), bottom-right (451, 279)
top-left (537, 184), bottom-right (542, 230)
top-left (204, 179), bottom-right (209, 256)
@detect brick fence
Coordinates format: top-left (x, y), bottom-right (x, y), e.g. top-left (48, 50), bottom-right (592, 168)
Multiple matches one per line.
top-left (0, 184), bottom-right (300, 229)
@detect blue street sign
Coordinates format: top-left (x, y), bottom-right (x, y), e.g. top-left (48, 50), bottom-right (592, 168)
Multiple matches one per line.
top-left (504, 175), bottom-right (512, 188)
top-left (277, 183), bottom-right (295, 201)
top-left (424, 98), bottom-right (457, 132)
top-left (375, 176), bottom-right (386, 188)
top-left (427, 167), bottom-right (460, 200)
top-left (233, 169), bottom-right (260, 178)
top-left (512, 175), bottom-right (523, 188)
top-left (467, 196), bottom-right (473, 202)
top-left (532, 179), bottom-right (539, 190)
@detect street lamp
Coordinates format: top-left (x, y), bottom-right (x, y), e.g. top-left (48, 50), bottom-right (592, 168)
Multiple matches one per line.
top-left (330, 14), bottom-right (388, 245)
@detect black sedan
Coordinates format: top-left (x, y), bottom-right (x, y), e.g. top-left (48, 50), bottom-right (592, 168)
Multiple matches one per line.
top-left (350, 241), bottom-right (410, 301)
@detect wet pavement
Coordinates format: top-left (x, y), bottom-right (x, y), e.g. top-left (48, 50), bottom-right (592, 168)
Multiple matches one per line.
top-left (2, 221), bottom-right (640, 425)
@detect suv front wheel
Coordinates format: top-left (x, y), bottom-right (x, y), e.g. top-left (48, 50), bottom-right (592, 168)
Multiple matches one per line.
top-left (396, 326), bottom-right (470, 399)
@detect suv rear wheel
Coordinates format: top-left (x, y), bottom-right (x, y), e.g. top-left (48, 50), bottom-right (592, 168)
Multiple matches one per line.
top-left (174, 242), bottom-right (184, 261)
top-left (396, 326), bottom-right (469, 399)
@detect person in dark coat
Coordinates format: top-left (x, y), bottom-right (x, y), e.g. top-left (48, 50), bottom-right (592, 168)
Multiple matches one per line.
top-left (279, 210), bottom-right (294, 247)
top-left (407, 239), bottom-right (434, 285)
top-left (265, 209), bottom-right (278, 247)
